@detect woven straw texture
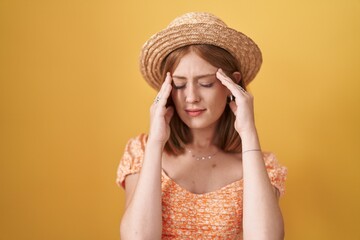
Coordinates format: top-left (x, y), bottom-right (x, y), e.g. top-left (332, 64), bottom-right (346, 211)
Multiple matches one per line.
top-left (140, 12), bottom-right (262, 90)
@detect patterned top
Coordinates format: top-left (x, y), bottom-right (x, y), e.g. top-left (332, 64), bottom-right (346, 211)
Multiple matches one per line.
top-left (116, 134), bottom-right (287, 239)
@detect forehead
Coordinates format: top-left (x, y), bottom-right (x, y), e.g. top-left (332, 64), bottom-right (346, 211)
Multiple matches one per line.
top-left (172, 51), bottom-right (217, 75)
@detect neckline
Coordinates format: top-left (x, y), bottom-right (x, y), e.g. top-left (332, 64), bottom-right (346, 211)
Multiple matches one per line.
top-left (161, 169), bottom-right (243, 196)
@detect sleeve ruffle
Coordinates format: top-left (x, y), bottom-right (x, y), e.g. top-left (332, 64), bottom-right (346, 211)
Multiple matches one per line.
top-left (116, 133), bottom-right (147, 189)
top-left (263, 152), bottom-right (287, 197)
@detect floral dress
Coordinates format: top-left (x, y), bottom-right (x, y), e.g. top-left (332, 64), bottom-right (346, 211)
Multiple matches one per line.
top-left (116, 134), bottom-right (287, 239)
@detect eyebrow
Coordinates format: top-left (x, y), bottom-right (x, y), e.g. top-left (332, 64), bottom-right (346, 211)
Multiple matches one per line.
top-left (172, 73), bottom-right (216, 80)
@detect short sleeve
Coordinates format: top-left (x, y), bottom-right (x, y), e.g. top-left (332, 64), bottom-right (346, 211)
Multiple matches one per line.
top-left (115, 133), bottom-right (148, 189)
top-left (263, 152), bottom-right (287, 197)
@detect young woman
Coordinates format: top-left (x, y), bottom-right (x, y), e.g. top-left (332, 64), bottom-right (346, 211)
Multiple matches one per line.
top-left (116, 12), bottom-right (287, 240)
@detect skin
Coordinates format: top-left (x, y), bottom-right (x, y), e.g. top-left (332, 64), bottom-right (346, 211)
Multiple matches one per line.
top-left (120, 51), bottom-right (284, 240)
top-left (171, 52), bottom-right (229, 132)
top-left (163, 52), bottom-right (244, 194)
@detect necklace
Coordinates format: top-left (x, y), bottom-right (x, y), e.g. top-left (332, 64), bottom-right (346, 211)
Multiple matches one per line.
top-left (187, 149), bottom-right (218, 160)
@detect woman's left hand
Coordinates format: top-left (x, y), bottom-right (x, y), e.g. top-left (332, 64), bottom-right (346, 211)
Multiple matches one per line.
top-left (216, 68), bottom-right (256, 137)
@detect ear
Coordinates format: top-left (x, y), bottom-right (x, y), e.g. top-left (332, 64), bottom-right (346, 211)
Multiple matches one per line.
top-left (232, 71), bottom-right (242, 84)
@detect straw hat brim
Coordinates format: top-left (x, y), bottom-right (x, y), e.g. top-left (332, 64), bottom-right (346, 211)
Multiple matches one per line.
top-left (140, 22), bottom-right (262, 90)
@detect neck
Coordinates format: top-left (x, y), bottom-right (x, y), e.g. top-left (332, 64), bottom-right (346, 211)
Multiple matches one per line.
top-left (189, 127), bottom-right (217, 151)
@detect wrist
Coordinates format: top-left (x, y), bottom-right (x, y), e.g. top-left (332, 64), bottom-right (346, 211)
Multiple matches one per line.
top-left (238, 126), bottom-right (257, 138)
top-left (147, 135), bottom-right (167, 148)
top-left (240, 127), bottom-right (261, 151)
top-left (242, 148), bottom-right (262, 154)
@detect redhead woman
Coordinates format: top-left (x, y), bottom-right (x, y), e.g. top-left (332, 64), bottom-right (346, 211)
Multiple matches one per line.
top-left (116, 12), bottom-right (287, 240)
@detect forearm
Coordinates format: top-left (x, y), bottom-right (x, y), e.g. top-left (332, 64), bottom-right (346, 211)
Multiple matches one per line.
top-left (120, 140), bottom-right (163, 239)
top-left (241, 128), bottom-right (284, 240)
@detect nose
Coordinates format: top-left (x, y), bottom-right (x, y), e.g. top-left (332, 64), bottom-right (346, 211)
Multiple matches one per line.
top-left (185, 84), bottom-right (200, 103)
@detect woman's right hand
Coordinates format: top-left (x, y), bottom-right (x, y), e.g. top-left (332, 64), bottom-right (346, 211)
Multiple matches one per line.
top-left (148, 72), bottom-right (174, 146)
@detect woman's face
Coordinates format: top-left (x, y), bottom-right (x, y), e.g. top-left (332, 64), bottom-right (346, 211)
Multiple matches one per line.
top-left (171, 51), bottom-right (230, 130)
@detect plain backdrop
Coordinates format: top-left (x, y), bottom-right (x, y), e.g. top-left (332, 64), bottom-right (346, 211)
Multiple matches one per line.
top-left (0, 0), bottom-right (359, 239)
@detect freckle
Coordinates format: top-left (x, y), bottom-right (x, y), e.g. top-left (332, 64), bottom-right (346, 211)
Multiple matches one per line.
top-left (212, 164), bottom-right (217, 168)
top-left (192, 180), bottom-right (195, 185)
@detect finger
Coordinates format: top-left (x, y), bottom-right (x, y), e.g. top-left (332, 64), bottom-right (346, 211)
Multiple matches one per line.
top-left (157, 75), bottom-right (173, 106)
top-left (157, 72), bottom-right (171, 97)
top-left (216, 69), bottom-right (247, 98)
top-left (153, 72), bottom-right (172, 105)
top-left (216, 68), bottom-right (245, 93)
top-left (228, 101), bottom-right (237, 115)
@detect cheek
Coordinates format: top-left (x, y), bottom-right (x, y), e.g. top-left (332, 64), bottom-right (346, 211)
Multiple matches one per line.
top-left (213, 87), bottom-right (228, 103)
top-left (211, 89), bottom-right (228, 112)
top-left (213, 95), bottom-right (227, 111)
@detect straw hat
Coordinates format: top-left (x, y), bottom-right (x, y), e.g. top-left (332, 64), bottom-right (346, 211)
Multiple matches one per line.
top-left (140, 12), bottom-right (262, 90)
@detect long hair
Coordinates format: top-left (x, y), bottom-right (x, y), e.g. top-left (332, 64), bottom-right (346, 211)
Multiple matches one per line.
top-left (160, 44), bottom-right (247, 155)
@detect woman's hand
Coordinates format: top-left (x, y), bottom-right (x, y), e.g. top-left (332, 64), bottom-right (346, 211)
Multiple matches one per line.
top-left (216, 68), bottom-right (256, 137)
top-left (148, 72), bottom-right (174, 145)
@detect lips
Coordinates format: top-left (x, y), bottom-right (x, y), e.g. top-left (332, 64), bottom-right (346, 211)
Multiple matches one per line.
top-left (185, 109), bottom-right (206, 117)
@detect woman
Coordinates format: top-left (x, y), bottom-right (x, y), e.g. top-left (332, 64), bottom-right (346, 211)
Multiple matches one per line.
top-left (116, 12), bottom-right (287, 240)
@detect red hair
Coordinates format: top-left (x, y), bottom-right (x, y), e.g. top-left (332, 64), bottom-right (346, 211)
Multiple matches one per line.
top-left (160, 44), bottom-right (246, 155)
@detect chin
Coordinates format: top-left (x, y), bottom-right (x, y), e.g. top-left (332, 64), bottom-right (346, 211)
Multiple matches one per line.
top-left (182, 119), bottom-right (218, 130)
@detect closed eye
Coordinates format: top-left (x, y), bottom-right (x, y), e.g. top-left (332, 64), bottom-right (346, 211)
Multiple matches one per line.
top-left (173, 83), bottom-right (185, 89)
top-left (200, 83), bottom-right (214, 88)
top-left (172, 82), bottom-right (214, 89)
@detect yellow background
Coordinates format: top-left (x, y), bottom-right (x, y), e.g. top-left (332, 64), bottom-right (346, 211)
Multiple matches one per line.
top-left (1, 0), bottom-right (359, 239)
